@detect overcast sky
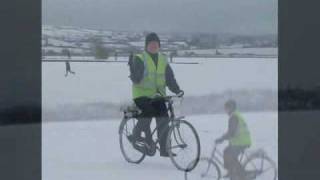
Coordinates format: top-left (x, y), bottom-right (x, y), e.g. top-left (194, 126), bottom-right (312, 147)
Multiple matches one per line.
top-left (42, 0), bottom-right (277, 35)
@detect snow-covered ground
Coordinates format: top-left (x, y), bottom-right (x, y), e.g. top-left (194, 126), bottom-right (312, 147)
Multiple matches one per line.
top-left (42, 112), bottom-right (278, 180)
top-left (43, 56), bottom-right (278, 180)
top-left (178, 48), bottom-right (277, 56)
top-left (43, 47), bottom-right (89, 54)
top-left (42, 57), bottom-right (277, 108)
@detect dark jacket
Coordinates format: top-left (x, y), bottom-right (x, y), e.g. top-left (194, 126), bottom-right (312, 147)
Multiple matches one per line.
top-left (220, 113), bottom-right (239, 141)
top-left (128, 52), bottom-right (181, 94)
top-left (66, 61), bottom-right (71, 70)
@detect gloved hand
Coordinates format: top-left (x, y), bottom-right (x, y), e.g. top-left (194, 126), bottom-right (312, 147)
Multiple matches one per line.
top-left (176, 90), bottom-right (184, 97)
top-left (215, 138), bottom-right (224, 144)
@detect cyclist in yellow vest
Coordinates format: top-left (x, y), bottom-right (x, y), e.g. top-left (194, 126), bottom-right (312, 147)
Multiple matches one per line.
top-left (128, 32), bottom-right (184, 157)
top-left (215, 99), bottom-right (252, 178)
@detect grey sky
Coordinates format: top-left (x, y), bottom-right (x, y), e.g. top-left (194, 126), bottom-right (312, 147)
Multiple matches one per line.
top-left (42, 0), bottom-right (277, 35)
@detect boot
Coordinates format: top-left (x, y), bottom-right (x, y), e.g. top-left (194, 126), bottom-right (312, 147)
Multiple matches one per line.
top-left (160, 150), bottom-right (177, 157)
top-left (144, 140), bottom-right (156, 156)
top-left (127, 134), bottom-right (146, 153)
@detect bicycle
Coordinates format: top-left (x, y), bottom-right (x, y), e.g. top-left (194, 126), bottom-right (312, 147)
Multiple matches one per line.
top-left (185, 143), bottom-right (277, 180)
top-left (119, 95), bottom-right (201, 172)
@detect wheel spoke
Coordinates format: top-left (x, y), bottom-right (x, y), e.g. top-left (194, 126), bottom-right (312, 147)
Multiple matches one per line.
top-left (185, 158), bottom-right (221, 180)
top-left (119, 118), bottom-right (145, 164)
top-left (168, 120), bottom-right (200, 171)
top-left (244, 155), bottom-right (277, 180)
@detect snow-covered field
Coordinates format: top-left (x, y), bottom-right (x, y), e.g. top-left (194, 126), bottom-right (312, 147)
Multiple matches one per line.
top-left (43, 56), bottom-right (278, 180)
top-left (42, 57), bottom-right (277, 108)
top-left (42, 112), bottom-right (278, 180)
top-left (178, 48), bottom-right (277, 56)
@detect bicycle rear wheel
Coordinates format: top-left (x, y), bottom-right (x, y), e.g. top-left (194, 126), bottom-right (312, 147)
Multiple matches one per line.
top-left (243, 151), bottom-right (278, 180)
top-left (184, 157), bottom-right (221, 180)
top-left (166, 120), bottom-right (201, 171)
top-left (119, 117), bottom-right (146, 164)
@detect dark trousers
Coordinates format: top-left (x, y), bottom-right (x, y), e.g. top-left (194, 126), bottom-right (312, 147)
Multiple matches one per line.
top-left (133, 97), bottom-right (170, 153)
top-left (223, 145), bottom-right (247, 175)
top-left (65, 68), bottom-right (75, 76)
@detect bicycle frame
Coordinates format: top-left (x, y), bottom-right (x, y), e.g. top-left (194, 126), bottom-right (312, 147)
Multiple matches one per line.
top-left (210, 144), bottom-right (249, 169)
top-left (125, 95), bottom-right (185, 149)
top-left (209, 144), bottom-right (274, 178)
top-left (120, 95), bottom-right (201, 171)
top-left (210, 145), bottom-right (224, 167)
top-left (149, 96), bottom-right (185, 148)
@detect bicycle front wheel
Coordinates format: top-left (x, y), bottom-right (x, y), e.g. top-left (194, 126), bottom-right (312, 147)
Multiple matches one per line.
top-left (119, 117), bottom-right (146, 164)
top-left (184, 157), bottom-right (221, 180)
top-left (166, 120), bottom-right (201, 171)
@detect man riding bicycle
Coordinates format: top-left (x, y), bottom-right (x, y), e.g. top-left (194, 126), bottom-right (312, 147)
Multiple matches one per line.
top-left (215, 99), bottom-right (252, 179)
top-left (128, 32), bottom-right (184, 157)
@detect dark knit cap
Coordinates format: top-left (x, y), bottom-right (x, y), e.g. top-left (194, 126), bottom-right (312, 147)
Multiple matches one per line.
top-left (225, 99), bottom-right (237, 111)
top-left (145, 32), bottom-right (161, 48)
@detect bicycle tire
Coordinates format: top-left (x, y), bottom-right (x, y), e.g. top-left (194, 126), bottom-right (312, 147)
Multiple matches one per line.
top-left (184, 157), bottom-right (221, 180)
top-left (166, 119), bottom-right (201, 171)
top-left (119, 117), bottom-right (146, 164)
top-left (243, 151), bottom-right (278, 180)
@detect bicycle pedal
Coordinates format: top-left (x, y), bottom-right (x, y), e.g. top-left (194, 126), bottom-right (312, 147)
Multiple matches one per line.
top-left (146, 147), bottom-right (156, 156)
top-left (132, 143), bottom-right (147, 154)
top-left (143, 143), bottom-right (156, 156)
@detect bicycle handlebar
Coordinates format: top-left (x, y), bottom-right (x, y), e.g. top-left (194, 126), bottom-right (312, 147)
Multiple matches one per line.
top-left (164, 95), bottom-right (182, 99)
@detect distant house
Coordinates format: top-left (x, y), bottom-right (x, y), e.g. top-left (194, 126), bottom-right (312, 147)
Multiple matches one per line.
top-left (128, 41), bottom-right (145, 49)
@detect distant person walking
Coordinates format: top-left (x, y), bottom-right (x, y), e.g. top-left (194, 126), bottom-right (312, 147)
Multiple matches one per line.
top-left (66, 49), bottom-right (71, 59)
top-left (64, 49), bottom-right (75, 77)
top-left (65, 60), bottom-right (75, 77)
